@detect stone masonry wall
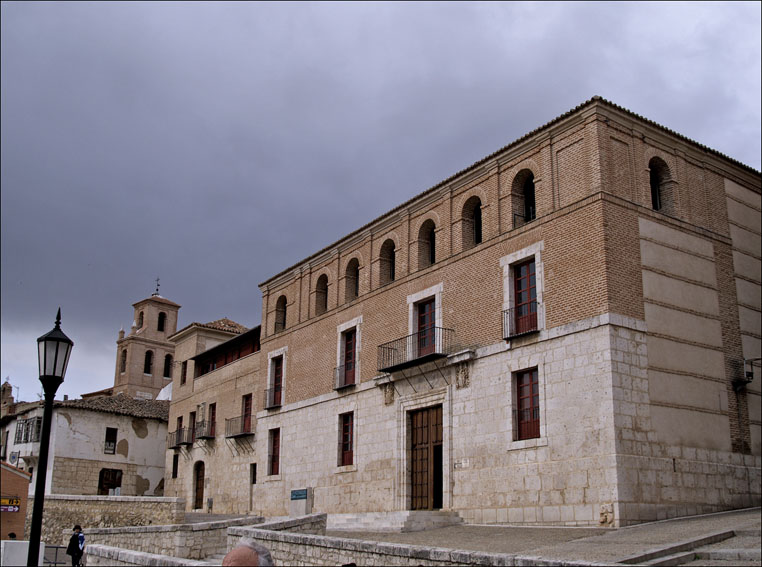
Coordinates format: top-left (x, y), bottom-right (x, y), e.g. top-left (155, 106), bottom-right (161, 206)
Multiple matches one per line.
top-left (86, 517), bottom-right (262, 560)
top-left (24, 495), bottom-right (184, 547)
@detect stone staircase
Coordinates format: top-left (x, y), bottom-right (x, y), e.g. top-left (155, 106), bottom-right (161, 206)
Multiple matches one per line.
top-left (327, 510), bottom-right (463, 532)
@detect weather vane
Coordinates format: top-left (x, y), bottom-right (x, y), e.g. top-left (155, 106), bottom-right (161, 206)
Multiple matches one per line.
top-left (153, 277), bottom-right (160, 297)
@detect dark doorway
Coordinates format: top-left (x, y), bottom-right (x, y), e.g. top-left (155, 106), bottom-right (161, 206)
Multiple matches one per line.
top-left (97, 468), bottom-right (122, 495)
top-left (410, 405), bottom-right (443, 510)
top-left (193, 461), bottom-right (205, 509)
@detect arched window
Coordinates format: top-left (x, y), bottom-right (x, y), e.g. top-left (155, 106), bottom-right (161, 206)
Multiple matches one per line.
top-left (345, 259), bottom-right (360, 303)
top-left (137, 311), bottom-right (144, 328)
top-left (163, 354), bottom-right (173, 378)
top-left (275, 296), bottom-right (287, 332)
top-left (144, 351), bottom-right (153, 375)
top-left (511, 170), bottom-right (536, 227)
top-left (461, 196), bottom-right (483, 250)
top-left (315, 275), bottom-right (328, 315)
top-left (158, 312), bottom-right (166, 332)
top-left (379, 239), bottom-right (396, 285)
top-left (649, 157), bottom-right (673, 213)
top-left (418, 219), bottom-right (436, 269)
top-left (120, 350), bottom-right (127, 374)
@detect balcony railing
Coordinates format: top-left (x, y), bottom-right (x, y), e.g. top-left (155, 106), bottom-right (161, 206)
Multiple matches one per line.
top-left (334, 364), bottom-right (356, 390)
top-left (264, 387), bottom-right (282, 409)
top-left (195, 420), bottom-right (216, 439)
top-left (377, 327), bottom-right (455, 373)
top-left (503, 302), bottom-right (540, 339)
top-left (274, 321), bottom-right (285, 333)
top-left (168, 428), bottom-right (191, 448)
top-left (225, 415), bottom-right (254, 438)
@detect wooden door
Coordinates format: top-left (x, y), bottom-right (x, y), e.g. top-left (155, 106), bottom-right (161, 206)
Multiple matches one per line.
top-left (514, 260), bottom-right (537, 334)
top-left (410, 405), bottom-right (443, 510)
top-left (417, 299), bottom-right (436, 357)
top-left (193, 461), bottom-right (205, 509)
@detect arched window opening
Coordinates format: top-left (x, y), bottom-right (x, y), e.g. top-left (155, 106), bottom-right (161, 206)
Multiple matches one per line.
top-left (461, 196), bottom-right (483, 250)
top-left (137, 311), bottom-right (144, 329)
top-left (163, 354), bottom-right (173, 378)
top-left (120, 350), bottom-right (127, 374)
top-left (275, 296), bottom-right (287, 332)
top-left (158, 312), bottom-right (166, 332)
top-left (649, 157), bottom-right (673, 213)
top-left (315, 275), bottom-right (328, 315)
top-left (511, 170), bottom-right (536, 227)
top-left (345, 259), bottom-right (360, 303)
top-left (144, 351), bottom-right (153, 375)
top-left (418, 219), bottom-right (436, 270)
top-left (523, 174), bottom-right (536, 222)
top-left (379, 239), bottom-right (396, 285)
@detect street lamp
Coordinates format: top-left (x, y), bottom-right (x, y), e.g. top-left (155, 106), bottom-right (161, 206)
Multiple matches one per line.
top-left (27, 308), bottom-right (73, 567)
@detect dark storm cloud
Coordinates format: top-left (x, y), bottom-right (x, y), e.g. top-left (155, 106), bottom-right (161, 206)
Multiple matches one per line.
top-left (2, 1), bottom-right (760, 400)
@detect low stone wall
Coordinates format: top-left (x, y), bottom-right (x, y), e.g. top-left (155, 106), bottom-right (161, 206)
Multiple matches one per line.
top-left (86, 517), bottom-right (263, 560)
top-left (85, 545), bottom-right (210, 566)
top-left (25, 495), bottom-right (185, 547)
top-left (227, 521), bottom-right (605, 566)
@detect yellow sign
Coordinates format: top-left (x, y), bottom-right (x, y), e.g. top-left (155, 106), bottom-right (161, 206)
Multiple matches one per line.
top-left (0, 497), bottom-right (20, 506)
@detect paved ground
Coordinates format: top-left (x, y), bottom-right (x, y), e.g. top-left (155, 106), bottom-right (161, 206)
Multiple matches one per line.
top-left (327, 507), bottom-right (761, 565)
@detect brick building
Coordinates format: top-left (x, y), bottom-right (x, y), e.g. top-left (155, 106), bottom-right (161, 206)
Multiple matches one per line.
top-left (165, 97), bottom-right (761, 527)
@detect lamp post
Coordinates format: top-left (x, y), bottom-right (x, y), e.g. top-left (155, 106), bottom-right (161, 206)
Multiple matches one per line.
top-left (27, 309), bottom-right (73, 567)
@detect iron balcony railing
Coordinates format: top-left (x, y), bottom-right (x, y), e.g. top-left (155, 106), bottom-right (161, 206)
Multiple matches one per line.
top-left (195, 420), bottom-right (216, 439)
top-left (513, 207), bottom-right (536, 228)
top-left (168, 428), bottom-right (191, 448)
top-left (503, 301), bottom-right (540, 339)
top-left (377, 327), bottom-right (455, 373)
top-left (274, 321), bottom-right (285, 333)
top-left (513, 407), bottom-right (540, 441)
top-left (264, 387), bottom-right (282, 409)
top-left (225, 415), bottom-right (254, 438)
top-left (334, 364), bottom-right (356, 390)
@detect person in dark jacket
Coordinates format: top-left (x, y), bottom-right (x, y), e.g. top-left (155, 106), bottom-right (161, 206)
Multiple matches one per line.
top-left (66, 525), bottom-right (85, 566)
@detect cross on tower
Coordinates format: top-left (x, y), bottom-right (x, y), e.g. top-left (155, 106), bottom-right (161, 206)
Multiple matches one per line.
top-left (152, 278), bottom-right (160, 297)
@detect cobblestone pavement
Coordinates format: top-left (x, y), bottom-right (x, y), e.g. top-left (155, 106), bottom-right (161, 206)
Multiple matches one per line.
top-left (326, 507), bottom-right (761, 565)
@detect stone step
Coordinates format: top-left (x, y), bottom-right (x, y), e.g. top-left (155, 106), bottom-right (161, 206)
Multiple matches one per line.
top-left (327, 510), bottom-right (463, 532)
top-left (643, 551), bottom-right (700, 566)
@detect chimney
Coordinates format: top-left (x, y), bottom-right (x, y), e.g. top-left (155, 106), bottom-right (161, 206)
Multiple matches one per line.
top-left (63, 395), bottom-right (68, 401)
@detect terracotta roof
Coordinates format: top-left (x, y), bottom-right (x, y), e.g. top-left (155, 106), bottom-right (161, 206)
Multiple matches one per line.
top-left (54, 396), bottom-right (169, 421)
top-left (133, 295), bottom-right (181, 308)
top-left (80, 386), bottom-right (114, 399)
top-left (172, 318), bottom-right (248, 339)
top-left (260, 96), bottom-right (761, 287)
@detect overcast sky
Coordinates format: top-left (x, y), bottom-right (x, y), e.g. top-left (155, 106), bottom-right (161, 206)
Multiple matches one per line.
top-left (2, 1), bottom-right (760, 402)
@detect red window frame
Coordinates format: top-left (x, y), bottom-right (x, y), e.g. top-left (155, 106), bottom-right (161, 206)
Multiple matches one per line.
top-left (340, 412), bottom-right (354, 466)
top-left (272, 357), bottom-right (283, 406)
top-left (514, 260), bottom-right (537, 335)
top-left (269, 428), bottom-right (280, 476)
top-left (417, 298), bottom-right (436, 356)
top-left (242, 394), bottom-right (252, 433)
top-left (343, 330), bottom-right (356, 385)
top-left (516, 369), bottom-right (540, 440)
top-left (208, 403), bottom-right (216, 437)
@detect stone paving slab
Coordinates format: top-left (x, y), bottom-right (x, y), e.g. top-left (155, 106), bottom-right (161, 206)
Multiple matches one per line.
top-left (326, 508), bottom-right (761, 565)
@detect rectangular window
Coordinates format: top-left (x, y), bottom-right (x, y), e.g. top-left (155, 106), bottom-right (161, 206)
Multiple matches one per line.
top-left (28, 466), bottom-right (34, 482)
top-left (339, 412), bottom-right (354, 466)
top-left (268, 428), bottom-right (280, 476)
top-left (98, 468), bottom-right (123, 496)
top-left (189, 411), bottom-right (196, 443)
top-left (272, 357), bottom-right (283, 406)
top-left (343, 329), bottom-right (356, 386)
top-left (208, 403), bottom-right (217, 437)
top-left (104, 427), bottom-right (117, 454)
top-left (417, 298), bottom-right (436, 356)
top-left (242, 394), bottom-right (252, 433)
top-left (513, 260), bottom-right (537, 335)
top-left (250, 463), bottom-right (257, 485)
top-left (181, 361), bottom-right (187, 385)
top-left (172, 454), bottom-right (179, 479)
top-left (14, 421), bottom-right (24, 444)
top-left (515, 368), bottom-right (540, 440)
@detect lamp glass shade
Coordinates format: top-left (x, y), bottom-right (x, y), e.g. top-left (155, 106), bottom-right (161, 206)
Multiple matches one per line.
top-left (37, 309), bottom-right (74, 380)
